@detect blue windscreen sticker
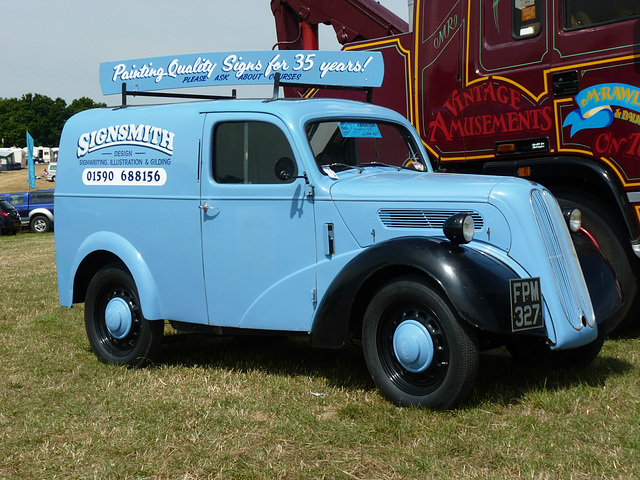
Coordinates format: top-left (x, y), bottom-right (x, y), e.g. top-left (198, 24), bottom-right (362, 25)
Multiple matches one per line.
top-left (338, 122), bottom-right (382, 138)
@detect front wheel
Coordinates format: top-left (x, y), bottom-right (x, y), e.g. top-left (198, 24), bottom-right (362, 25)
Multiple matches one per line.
top-left (85, 266), bottom-right (163, 367)
top-left (362, 276), bottom-right (479, 410)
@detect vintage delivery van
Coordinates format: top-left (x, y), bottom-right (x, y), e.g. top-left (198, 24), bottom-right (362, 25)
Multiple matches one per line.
top-left (55, 51), bottom-right (619, 409)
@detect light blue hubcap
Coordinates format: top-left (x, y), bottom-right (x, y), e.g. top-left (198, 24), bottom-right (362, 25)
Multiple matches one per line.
top-left (392, 320), bottom-right (434, 373)
top-left (105, 297), bottom-right (132, 339)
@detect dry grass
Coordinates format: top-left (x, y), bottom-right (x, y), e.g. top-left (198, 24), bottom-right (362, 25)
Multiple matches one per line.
top-left (0, 233), bottom-right (639, 479)
top-left (0, 163), bottom-right (53, 193)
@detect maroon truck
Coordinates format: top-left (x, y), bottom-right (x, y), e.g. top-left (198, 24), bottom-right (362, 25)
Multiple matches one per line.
top-left (271, 0), bottom-right (640, 332)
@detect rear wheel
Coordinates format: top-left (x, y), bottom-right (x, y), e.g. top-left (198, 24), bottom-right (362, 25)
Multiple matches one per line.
top-left (30, 215), bottom-right (51, 233)
top-left (554, 189), bottom-right (639, 334)
top-left (85, 266), bottom-right (163, 367)
top-left (362, 276), bottom-right (479, 410)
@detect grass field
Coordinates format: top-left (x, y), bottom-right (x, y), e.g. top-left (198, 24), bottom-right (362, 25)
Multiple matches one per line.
top-left (1, 165), bottom-right (639, 478)
top-left (0, 163), bottom-right (53, 193)
top-left (0, 235), bottom-right (639, 479)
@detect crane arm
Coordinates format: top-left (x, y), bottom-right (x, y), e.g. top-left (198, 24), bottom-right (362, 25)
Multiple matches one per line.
top-left (270, 0), bottom-right (409, 49)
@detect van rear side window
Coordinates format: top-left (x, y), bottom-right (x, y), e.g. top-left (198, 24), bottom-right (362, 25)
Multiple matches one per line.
top-left (213, 121), bottom-right (296, 184)
top-left (564, 0), bottom-right (640, 29)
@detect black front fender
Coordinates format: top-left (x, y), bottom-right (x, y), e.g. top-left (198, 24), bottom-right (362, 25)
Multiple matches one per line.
top-left (311, 237), bottom-right (520, 348)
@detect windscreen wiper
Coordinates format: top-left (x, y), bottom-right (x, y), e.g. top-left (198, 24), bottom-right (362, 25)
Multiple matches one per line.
top-left (361, 162), bottom-right (402, 171)
top-left (323, 163), bottom-right (364, 173)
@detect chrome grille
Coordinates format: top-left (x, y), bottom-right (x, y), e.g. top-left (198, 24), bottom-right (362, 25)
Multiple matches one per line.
top-left (378, 209), bottom-right (484, 230)
top-left (530, 189), bottom-right (590, 329)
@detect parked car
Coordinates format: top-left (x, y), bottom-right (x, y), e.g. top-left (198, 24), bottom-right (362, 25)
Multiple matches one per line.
top-left (0, 200), bottom-right (21, 235)
top-left (2, 190), bottom-right (54, 233)
top-left (46, 162), bottom-right (56, 181)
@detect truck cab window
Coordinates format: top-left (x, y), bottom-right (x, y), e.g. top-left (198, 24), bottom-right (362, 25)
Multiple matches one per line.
top-left (513, 0), bottom-right (542, 39)
top-left (9, 194), bottom-right (24, 206)
top-left (564, 0), bottom-right (640, 29)
top-left (30, 191), bottom-right (53, 203)
top-left (214, 121), bottom-right (296, 184)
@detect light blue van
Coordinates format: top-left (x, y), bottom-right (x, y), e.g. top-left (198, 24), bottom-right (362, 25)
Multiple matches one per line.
top-left (54, 95), bottom-right (620, 409)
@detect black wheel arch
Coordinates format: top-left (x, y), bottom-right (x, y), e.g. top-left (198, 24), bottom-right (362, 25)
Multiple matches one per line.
top-left (311, 237), bottom-right (520, 349)
top-left (72, 250), bottom-right (128, 304)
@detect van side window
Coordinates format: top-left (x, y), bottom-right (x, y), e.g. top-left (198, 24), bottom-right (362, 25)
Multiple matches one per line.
top-left (564, 0), bottom-right (640, 29)
top-left (213, 121), bottom-right (297, 184)
top-left (513, 0), bottom-right (542, 39)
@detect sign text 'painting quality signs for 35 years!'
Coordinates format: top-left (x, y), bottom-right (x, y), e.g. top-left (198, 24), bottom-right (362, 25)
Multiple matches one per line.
top-left (99, 51), bottom-right (384, 95)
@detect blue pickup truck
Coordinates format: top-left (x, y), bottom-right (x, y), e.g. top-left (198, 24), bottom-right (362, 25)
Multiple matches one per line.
top-left (1, 189), bottom-right (54, 233)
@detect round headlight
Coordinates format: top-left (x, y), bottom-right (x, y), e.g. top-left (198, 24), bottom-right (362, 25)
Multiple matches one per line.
top-left (443, 213), bottom-right (474, 244)
top-left (562, 207), bottom-right (582, 233)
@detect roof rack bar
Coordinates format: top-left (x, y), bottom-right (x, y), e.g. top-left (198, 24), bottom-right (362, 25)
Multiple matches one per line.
top-left (120, 83), bottom-right (236, 106)
top-left (272, 73), bottom-right (373, 103)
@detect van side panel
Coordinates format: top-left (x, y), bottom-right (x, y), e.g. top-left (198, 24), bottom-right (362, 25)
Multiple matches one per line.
top-left (55, 105), bottom-right (209, 324)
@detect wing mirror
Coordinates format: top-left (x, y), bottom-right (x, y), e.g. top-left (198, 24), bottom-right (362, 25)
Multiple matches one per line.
top-left (275, 157), bottom-right (298, 181)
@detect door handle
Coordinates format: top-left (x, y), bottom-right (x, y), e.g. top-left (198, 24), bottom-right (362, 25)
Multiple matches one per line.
top-left (199, 202), bottom-right (220, 215)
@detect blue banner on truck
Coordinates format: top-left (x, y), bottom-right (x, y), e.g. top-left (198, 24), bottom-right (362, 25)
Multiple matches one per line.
top-left (99, 50), bottom-right (384, 95)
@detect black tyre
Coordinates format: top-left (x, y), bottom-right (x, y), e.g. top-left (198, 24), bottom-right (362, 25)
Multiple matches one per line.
top-left (362, 276), bottom-right (479, 410)
top-left (85, 266), bottom-right (163, 367)
top-left (554, 189), bottom-right (639, 334)
top-left (30, 215), bottom-right (51, 233)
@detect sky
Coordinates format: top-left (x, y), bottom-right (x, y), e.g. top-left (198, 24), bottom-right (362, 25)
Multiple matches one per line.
top-left (1, 0), bottom-right (410, 106)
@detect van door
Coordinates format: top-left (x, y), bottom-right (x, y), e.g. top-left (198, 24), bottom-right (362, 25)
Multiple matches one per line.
top-left (553, 1), bottom-right (640, 176)
top-left (460, 0), bottom-right (553, 160)
top-left (199, 113), bottom-right (317, 331)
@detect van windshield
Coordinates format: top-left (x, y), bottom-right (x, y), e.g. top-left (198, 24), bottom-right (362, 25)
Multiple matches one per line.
top-left (305, 120), bottom-right (428, 175)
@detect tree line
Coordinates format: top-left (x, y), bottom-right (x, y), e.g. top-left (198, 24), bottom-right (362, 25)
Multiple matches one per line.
top-left (0, 94), bottom-right (106, 149)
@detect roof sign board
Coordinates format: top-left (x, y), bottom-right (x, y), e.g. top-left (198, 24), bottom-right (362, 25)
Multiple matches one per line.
top-left (99, 50), bottom-right (384, 95)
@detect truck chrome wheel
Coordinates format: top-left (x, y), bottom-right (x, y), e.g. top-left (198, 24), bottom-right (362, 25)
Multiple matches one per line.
top-left (30, 215), bottom-right (51, 233)
top-left (362, 276), bottom-right (479, 410)
top-left (85, 267), bottom-right (163, 367)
